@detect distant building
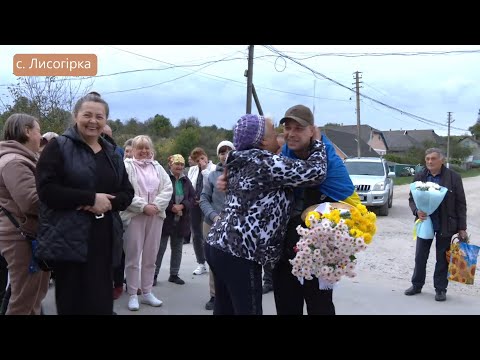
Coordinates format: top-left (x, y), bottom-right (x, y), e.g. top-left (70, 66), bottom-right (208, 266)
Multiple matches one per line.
top-left (324, 124), bottom-right (388, 155)
top-left (382, 129), bottom-right (444, 156)
top-left (321, 128), bottom-right (380, 159)
top-left (459, 136), bottom-right (480, 166)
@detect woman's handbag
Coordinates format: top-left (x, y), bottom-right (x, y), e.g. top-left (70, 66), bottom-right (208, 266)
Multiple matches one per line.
top-left (0, 206), bottom-right (52, 272)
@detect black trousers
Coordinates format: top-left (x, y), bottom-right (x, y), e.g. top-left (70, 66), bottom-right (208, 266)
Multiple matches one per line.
top-left (0, 255), bottom-right (8, 315)
top-left (0, 255), bottom-right (7, 303)
top-left (55, 223), bottom-right (113, 315)
top-left (113, 251), bottom-right (125, 288)
top-left (205, 243), bottom-right (263, 315)
top-left (191, 205), bottom-right (206, 264)
top-left (273, 259), bottom-right (335, 315)
top-left (263, 262), bottom-right (273, 286)
top-left (411, 235), bottom-right (451, 292)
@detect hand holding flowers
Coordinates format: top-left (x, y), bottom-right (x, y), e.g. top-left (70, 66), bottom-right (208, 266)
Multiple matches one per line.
top-left (409, 181), bottom-right (448, 239)
top-left (291, 202), bottom-right (377, 289)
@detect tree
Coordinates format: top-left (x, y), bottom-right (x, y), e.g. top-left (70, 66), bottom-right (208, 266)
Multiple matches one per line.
top-left (4, 76), bottom-right (93, 117)
top-left (0, 96), bottom-right (39, 132)
top-left (108, 119), bottom-right (124, 134)
top-left (171, 127), bottom-right (200, 160)
top-left (145, 114), bottom-right (173, 138)
top-left (469, 123), bottom-right (480, 138)
top-left (0, 76), bottom-right (93, 135)
top-left (178, 116), bottom-right (200, 129)
top-left (450, 139), bottom-right (473, 164)
top-left (154, 138), bottom-right (175, 165)
top-left (124, 118), bottom-right (142, 136)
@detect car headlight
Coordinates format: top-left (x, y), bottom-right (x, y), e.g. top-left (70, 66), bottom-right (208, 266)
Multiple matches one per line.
top-left (373, 181), bottom-right (385, 191)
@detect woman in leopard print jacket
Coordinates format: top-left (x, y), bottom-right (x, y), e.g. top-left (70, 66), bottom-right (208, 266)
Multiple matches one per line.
top-left (205, 114), bottom-right (327, 315)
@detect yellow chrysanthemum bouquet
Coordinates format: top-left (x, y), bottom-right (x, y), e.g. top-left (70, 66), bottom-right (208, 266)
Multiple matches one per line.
top-left (290, 202), bottom-right (377, 289)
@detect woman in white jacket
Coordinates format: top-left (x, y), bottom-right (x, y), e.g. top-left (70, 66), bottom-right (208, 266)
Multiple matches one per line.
top-left (187, 147), bottom-right (217, 276)
top-left (121, 135), bottom-right (172, 311)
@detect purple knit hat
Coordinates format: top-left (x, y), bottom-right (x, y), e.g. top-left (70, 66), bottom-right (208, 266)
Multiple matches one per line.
top-left (233, 114), bottom-right (266, 151)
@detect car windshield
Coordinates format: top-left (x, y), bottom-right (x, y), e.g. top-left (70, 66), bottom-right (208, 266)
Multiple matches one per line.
top-left (345, 162), bottom-right (385, 176)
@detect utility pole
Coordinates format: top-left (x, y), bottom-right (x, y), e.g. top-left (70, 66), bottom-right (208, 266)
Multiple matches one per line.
top-left (246, 45), bottom-right (254, 114)
top-left (353, 71), bottom-right (363, 157)
top-left (447, 112), bottom-right (454, 168)
top-left (251, 85), bottom-right (263, 116)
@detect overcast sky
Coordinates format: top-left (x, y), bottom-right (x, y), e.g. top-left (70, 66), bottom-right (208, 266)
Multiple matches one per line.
top-left (0, 45), bottom-right (479, 136)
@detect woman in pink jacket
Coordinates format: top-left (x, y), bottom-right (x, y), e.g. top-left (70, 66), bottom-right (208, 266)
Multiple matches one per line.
top-left (121, 135), bottom-right (173, 311)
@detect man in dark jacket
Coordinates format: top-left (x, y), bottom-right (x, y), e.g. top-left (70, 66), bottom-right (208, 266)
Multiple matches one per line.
top-left (405, 148), bottom-right (467, 302)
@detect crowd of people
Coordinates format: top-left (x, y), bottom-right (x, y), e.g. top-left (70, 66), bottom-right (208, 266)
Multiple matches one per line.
top-left (0, 92), bottom-right (468, 315)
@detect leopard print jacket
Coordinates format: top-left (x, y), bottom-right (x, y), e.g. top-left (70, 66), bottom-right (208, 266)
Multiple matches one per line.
top-left (206, 140), bottom-right (327, 266)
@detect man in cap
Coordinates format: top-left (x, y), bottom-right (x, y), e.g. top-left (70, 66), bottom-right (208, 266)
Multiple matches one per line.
top-left (272, 104), bottom-right (359, 315)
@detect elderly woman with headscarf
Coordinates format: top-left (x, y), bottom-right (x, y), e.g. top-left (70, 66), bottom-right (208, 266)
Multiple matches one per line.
top-left (154, 154), bottom-right (195, 286)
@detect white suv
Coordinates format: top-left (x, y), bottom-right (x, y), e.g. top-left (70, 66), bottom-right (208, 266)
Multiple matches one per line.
top-left (344, 157), bottom-right (395, 216)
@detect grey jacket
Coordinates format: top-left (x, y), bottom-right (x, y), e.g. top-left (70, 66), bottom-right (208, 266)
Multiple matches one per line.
top-left (200, 162), bottom-right (226, 226)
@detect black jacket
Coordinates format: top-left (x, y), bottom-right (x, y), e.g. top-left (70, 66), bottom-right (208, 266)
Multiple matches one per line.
top-left (162, 173), bottom-right (195, 238)
top-left (281, 187), bottom-right (331, 261)
top-left (408, 165), bottom-right (467, 237)
top-left (35, 126), bottom-right (134, 266)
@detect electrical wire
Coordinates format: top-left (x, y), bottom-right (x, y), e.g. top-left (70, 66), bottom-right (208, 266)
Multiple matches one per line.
top-left (262, 45), bottom-right (470, 132)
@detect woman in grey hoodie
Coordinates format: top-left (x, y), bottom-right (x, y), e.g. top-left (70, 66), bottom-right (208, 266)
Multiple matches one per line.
top-left (199, 140), bottom-right (234, 310)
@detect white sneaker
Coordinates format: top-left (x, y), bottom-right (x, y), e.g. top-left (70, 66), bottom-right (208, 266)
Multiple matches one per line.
top-left (193, 263), bottom-right (207, 275)
top-left (128, 295), bottom-right (140, 311)
top-left (140, 292), bottom-right (163, 307)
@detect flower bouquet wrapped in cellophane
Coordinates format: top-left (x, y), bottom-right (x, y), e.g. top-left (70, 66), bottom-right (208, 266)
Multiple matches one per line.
top-left (410, 181), bottom-right (447, 240)
top-left (291, 202), bottom-right (377, 289)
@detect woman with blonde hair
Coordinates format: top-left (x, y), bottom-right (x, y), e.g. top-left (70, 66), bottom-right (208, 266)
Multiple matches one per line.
top-left (121, 135), bottom-right (172, 311)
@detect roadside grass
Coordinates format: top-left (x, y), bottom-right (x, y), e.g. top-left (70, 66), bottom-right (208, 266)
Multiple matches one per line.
top-left (393, 168), bottom-right (480, 186)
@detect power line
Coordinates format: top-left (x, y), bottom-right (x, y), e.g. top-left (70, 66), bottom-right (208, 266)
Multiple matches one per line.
top-left (85, 47), bottom-right (352, 103)
top-left (0, 52), bottom-right (248, 87)
top-left (262, 45), bottom-right (470, 132)
top-left (360, 98), bottom-right (442, 130)
top-left (262, 49), bottom-right (480, 58)
top-left (362, 82), bottom-right (390, 97)
top-left (102, 51), bottom-right (238, 94)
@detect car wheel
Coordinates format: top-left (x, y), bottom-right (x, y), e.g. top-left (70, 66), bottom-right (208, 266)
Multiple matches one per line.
top-left (378, 200), bottom-right (389, 216)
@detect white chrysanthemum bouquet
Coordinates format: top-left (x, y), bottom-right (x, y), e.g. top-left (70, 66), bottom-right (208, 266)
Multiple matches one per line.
top-left (290, 202), bottom-right (376, 289)
top-left (409, 181), bottom-right (447, 239)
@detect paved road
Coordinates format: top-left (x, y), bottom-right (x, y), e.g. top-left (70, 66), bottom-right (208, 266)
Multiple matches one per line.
top-left (41, 177), bottom-right (480, 315)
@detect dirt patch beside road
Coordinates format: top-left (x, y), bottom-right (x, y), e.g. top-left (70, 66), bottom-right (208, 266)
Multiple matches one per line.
top-left (355, 176), bottom-right (480, 297)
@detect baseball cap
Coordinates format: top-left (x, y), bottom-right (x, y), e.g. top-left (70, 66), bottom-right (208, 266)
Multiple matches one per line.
top-left (279, 105), bottom-right (314, 127)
